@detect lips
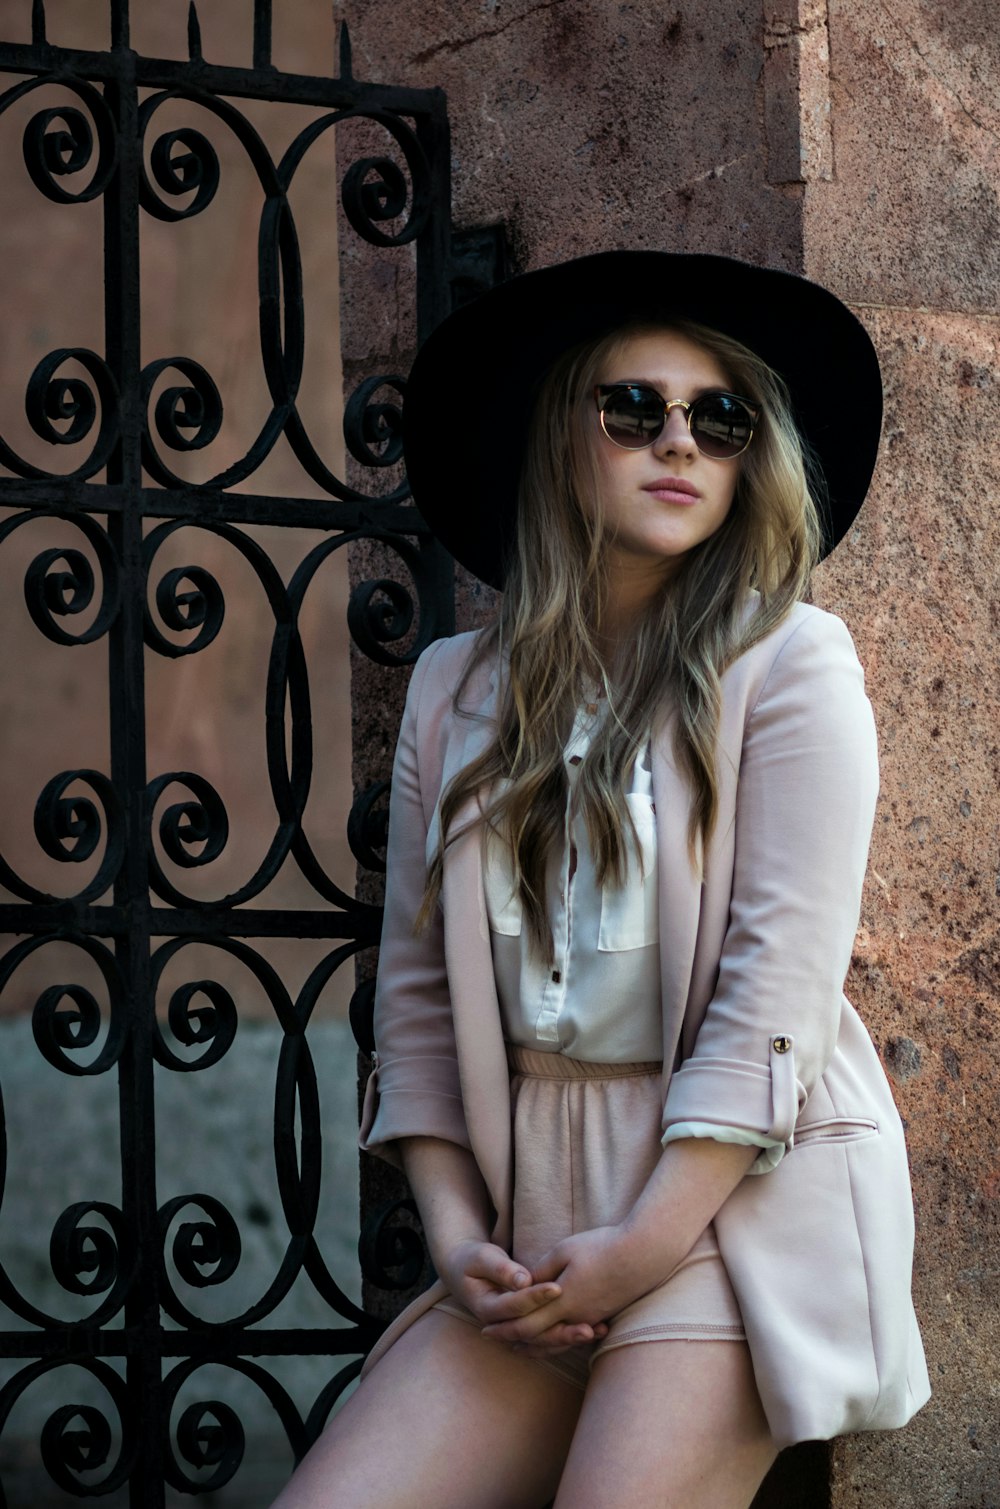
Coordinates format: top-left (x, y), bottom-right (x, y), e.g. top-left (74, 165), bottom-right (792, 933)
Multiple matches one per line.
top-left (641, 475), bottom-right (701, 505)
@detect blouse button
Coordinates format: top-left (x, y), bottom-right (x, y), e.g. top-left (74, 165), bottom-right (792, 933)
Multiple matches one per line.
top-left (772, 1036), bottom-right (792, 1054)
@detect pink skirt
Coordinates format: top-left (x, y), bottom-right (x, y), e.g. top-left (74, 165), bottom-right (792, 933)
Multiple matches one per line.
top-left (435, 1045), bottom-right (746, 1390)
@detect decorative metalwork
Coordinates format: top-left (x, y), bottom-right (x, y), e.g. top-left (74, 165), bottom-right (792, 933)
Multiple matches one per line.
top-left (0, 0), bottom-right (504, 1501)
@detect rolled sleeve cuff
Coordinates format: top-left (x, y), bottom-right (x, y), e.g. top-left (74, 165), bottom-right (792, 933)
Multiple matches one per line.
top-left (359, 1053), bottom-right (472, 1165)
top-left (662, 1042), bottom-right (802, 1154)
top-left (660, 1120), bottom-right (786, 1175)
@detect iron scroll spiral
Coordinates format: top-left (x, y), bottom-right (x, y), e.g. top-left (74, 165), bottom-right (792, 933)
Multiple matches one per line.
top-left (1, 932), bottom-right (129, 1080)
top-left (0, 79), bottom-right (121, 486)
top-left (0, 346), bottom-right (120, 483)
top-left (11, 76), bottom-right (118, 205)
top-left (0, 1358), bottom-right (137, 1497)
top-left (142, 520), bottom-right (435, 911)
top-left (149, 938), bottom-right (366, 1332)
top-left (135, 87), bottom-right (429, 502)
top-left (5, 510), bottom-right (122, 648)
top-left (160, 1356), bottom-right (315, 1493)
top-left (0, 934), bottom-right (132, 1331)
top-left (343, 374), bottom-right (406, 470)
top-left (146, 126), bottom-right (221, 221)
top-left (140, 356), bottom-right (224, 488)
top-left (0, 765), bottom-right (125, 908)
top-left (150, 937), bottom-right (240, 1075)
top-left (358, 1198), bottom-right (429, 1292)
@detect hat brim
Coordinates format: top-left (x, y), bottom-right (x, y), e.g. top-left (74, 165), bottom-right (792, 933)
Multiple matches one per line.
top-left (402, 251), bottom-right (882, 588)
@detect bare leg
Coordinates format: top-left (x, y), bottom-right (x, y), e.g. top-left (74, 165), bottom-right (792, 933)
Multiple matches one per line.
top-left (270, 1310), bottom-right (583, 1509)
top-left (554, 1341), bottom-right (777, 1509)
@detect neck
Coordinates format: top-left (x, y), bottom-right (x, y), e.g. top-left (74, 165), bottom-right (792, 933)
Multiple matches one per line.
top-left (596, 560), bottom-right (674, 655)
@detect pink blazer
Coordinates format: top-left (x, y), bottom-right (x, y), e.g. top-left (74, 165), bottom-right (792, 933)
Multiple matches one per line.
top-left (360, 602), bottom-right (930, 1448)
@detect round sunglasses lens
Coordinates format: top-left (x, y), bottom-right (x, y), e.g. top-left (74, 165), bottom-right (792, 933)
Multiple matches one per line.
top-left (601, 388), bottom-right (664, 447)
top-left (690, 394), bottom-right (753, 458)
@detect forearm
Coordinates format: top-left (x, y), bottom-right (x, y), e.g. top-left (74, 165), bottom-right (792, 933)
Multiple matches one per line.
top-left (482, 1135), bottom-right (757, 1344)
top-left (399, 1135), bottom-right (493, 1273)
top-left (617, 1136), bottom-right (759, 1292)
top-left (400, 1136), bottom-right (579, 1335)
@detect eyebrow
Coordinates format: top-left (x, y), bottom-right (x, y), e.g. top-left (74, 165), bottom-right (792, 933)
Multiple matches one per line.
top-left (605, 379), bottom-right (728, 398)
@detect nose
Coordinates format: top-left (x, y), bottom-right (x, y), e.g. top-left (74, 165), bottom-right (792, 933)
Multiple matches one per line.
top-left (651, 401), bottom-right (696, 460)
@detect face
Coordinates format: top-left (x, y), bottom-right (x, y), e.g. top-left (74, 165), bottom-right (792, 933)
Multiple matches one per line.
top-left (589, 328), bottom-right (742, 606)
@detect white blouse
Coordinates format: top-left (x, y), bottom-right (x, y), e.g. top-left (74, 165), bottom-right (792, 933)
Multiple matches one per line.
top-left (483, 703), bottom-right (783, 1172)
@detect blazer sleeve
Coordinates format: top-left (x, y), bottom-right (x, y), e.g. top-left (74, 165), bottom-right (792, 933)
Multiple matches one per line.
top-left (660, 610), bottom-right (879, 1158)
top-left (359, 639), bottom-right (473, 1165)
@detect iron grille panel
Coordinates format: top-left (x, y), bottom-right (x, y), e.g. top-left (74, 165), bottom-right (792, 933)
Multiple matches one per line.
top-left (0, 2), bottom-right (463, 1500)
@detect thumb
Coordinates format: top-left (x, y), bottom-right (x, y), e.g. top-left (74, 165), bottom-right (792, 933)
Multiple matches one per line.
top-left (530, 1247), bottom-right (565, 1284)
top-left (472, 1244), bottom-right (532, 1290)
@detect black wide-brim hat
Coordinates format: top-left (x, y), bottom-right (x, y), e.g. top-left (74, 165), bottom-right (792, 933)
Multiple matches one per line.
top-left (402, 251), bottom-right (882, 588)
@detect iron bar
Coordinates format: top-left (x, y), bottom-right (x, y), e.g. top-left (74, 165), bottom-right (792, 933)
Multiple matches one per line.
top-left (0, 39), bottom-right (447, 114)
top-left (0, 481), bottom-right (433, 532)
top-left (0, 908), bottom-right (383, 939)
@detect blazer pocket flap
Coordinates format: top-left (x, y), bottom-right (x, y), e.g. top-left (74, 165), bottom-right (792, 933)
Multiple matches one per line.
top-left (794, 1115), bottom-right (879, 1148)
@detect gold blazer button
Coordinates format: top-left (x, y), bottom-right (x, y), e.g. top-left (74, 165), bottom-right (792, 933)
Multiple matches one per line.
top-left (772, 1036), bottom-right (792, 1054)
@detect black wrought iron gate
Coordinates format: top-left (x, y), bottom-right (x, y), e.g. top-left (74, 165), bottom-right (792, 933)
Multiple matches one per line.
top-left (0, 3), bottom-right (491, 1501)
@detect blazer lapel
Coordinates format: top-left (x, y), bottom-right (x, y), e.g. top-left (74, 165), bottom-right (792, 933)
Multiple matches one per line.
top-left (438, 664), bottom-right (515, 1243)
top-left (651, 714), bottom-right (703, 1077)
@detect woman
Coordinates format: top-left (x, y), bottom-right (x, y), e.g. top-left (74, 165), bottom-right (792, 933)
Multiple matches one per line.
top-left (273, 252), bottom-right (929, 1509)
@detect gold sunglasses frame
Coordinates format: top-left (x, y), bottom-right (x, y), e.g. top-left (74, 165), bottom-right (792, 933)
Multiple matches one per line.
top-left (594, 384), bottom-right (760, 459)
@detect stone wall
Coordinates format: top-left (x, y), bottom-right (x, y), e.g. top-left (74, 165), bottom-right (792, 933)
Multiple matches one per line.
top-left (344, 2), bottom-right (999, 1504)
top-left (804, 4), bottom-right (999, 1504)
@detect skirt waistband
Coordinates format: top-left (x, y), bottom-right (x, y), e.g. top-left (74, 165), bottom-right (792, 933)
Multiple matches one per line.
top-left (506, 1044), bottom-right (663, 1080)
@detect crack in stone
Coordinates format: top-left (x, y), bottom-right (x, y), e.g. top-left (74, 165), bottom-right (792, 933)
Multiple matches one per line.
top-left (409, 0), bottom-right (576, 67)
top-left (878, 1), bottom-right (998, 143)
top-left (908, 40), bottom-right (997, 139)
top-left (764, 19), bottom-right (827, 49)
top-left (851, 301), bottom-right (1000, 321)
top-left (764, 1), bottom-right (830, 49)
top-left (683, 153), bottom-right (749, 190)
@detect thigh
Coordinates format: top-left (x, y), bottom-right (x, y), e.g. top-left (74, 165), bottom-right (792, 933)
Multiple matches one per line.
top-left (554, 1340), bottom-right (777, 1509)
top-left (270, 1309), bottom-right (583, 1509)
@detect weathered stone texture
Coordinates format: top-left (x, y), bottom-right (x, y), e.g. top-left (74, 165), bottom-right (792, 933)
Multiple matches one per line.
top-left (803, 5), bottom-right (1000, 1495)
top-left (347, 0), bottom-right (803, 271)
top-left (804, 0), bottom-right (1000, 311)
top-left (814, 313), bottom-right (999, 1507)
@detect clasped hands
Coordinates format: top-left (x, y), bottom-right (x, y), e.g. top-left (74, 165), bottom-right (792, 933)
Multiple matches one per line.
top-left (439, 1225), bottom-right (671, 1358)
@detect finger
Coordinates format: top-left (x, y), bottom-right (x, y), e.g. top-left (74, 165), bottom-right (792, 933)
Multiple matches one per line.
top-left (481, 1303), bottom-right (567, 1344)
top-left (511, 1322), bottom-right (597, 1355)
top-left (476, 1282), bottom-right (562, 1323)
top-left (464, 1247), bottom-right (533, 1292)
top-left (519, 1322), bottom-right (595, 1349)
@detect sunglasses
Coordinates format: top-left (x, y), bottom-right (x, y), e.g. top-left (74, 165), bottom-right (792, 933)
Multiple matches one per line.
top-left (594, 384), bottom-right (760, 460)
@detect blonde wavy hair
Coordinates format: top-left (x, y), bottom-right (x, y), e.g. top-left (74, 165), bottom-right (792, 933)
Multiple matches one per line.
top-left (417, 319), bottom-right (824, 956)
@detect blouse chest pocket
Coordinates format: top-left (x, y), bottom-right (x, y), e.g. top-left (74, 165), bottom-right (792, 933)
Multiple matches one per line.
top-left (483, 824), bottom-right (523, 936)
top-left (597, 792), bottom-right (659, 952)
